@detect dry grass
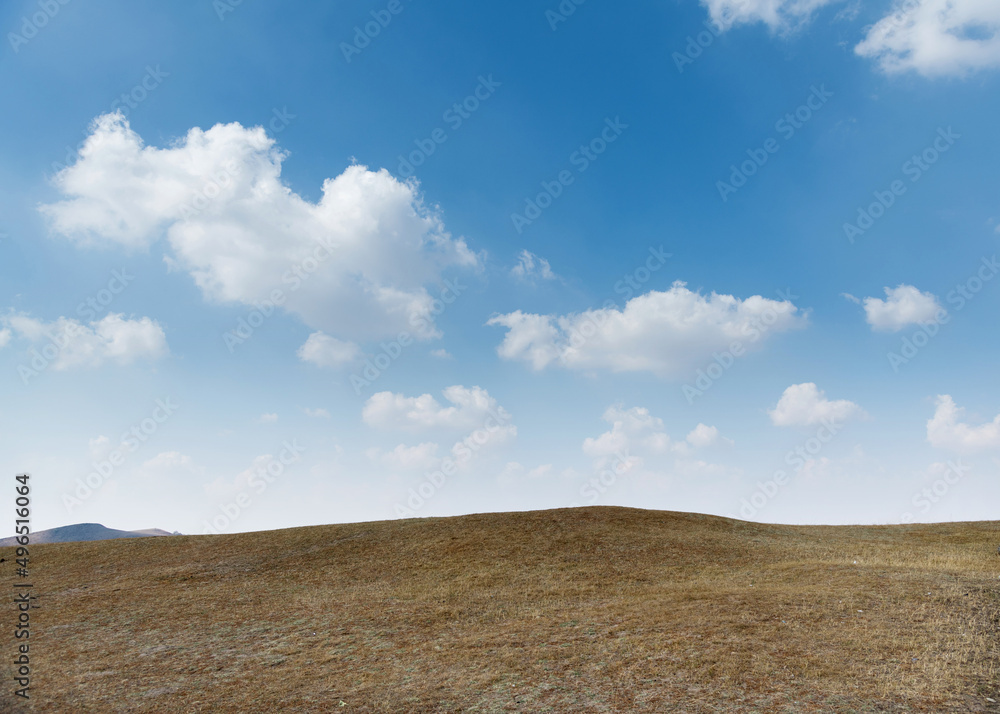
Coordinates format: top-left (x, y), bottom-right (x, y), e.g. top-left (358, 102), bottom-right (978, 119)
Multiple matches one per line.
top-left (2, 507), bottom-right (998, 712)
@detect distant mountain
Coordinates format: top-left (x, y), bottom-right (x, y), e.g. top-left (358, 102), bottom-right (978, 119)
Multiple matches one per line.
top-left (0, 523), bottom-right (180, 547)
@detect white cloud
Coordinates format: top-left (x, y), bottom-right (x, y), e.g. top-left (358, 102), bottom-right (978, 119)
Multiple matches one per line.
top-left (88, 435), bottom-right (113, 460)
top-left (369, 442), bottom-right (441, 472)
top-left (303, 407), bottom-right (331, 419)
top-left (853, 284), bottom-right (944, 332)
top-left (1, 312), bottom-right (167, 370)
top-left (297, 332), bottom-right (361, 368)
top-left (579, 405), bottom-right (733, 497)
top-left (511, 249), bottom-right (556, 282)
top-left (684, 423), bottom-right (731, 449)
top-left (40, 113), bottom-right (480, 344)
top-left (206, 455), bottom-right (271, 498)
top-left (257, 413), bottom-right (278, 424)
top-left (856, 0), bottom-right (1000, 77)
top-left (488, 281), bottom-right (806, 377)
top-left (583, 406), bottom-right (729, 462)
top-left (139, 452), bottom-right (204, 481)
top-left (363, 385), bottom-right (509, 432)
top-left (701, 0), bottom-right (840, 32)
top-left (769, 383), bottom-right (865, 426)
top-left (927, 395), bottom-right (1000, 452)
top-left (430, 348), bottom-right (452, 359)
top-left (0, 328), bottom-right (10, 350)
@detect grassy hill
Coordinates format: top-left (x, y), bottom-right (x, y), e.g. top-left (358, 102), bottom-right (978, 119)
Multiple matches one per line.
top-left (3, 507), bottom-right (998, 712)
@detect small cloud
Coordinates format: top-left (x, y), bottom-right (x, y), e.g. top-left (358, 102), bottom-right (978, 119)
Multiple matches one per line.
top-left (684, 423), bottom-right (733, 449)
top-left (1, 312), bottom-right (167, 369)
top-left (297, 332), bottom-right (361, 368)
top-left (833, 0), bottom-right (860, 22)
top-left (855, 0), bottom-right (1000, 77)
top-left (139, 452), bottom-right (204, 482)
top-left (304, 407), bottom-right (331, 419)
top-left (855, 285), bottom-right (944, 332)
top-left (769, 383), bottom-right (866, 427)
top-left (927, 395), bottom-right (1000, 453)
top-left (88, 435), bottom-right (112, 460)
top-left (369, 442), bottom-right (441, 472)
top-left (258, 413), bottom-right (278, 424)
top-left (363, 385), bottom-right (511, 433)
top-left (430, 348), bottom-right (452, 359)
top-left (511, 249), bottom-right (557, 282)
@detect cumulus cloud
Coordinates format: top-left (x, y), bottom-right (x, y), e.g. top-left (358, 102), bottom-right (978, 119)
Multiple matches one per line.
top-left (578, 405), bottom-right (733, 501)
top-left (684, 423), bottom-right (731, 449)
top-left (487, 281), bottom-right (806, 377)
top-left (856, 0), bottom-right (1000, 77)
top-left (369, 442), bottom-right (441, 472)
top-left (848, 284), bottom-right (944, 332)
top-left (257, 413), bottom-right (278, 424)
top-left (769, 383), bottom-right (866, 426)
top-left (303, 407), bottom-right (331, 419)
top-left (583, 406), bottom-right (730, 462)
top-left (40, 113), bottom-right (479, 344)
top-left (0, 328), bottom-right (10, 350)
top-left (362, 385), bottom-right (511, 433)
top-left (511, 249), bottom-right (556, 282)
top-left (927, 395), bottom-right (1000, 452)
top-left (297, 332), bottom-right (361, 368)
top-left (1, 312), bottom-right (167, 370)
top-left (701, 0), bottom-right (840, 32)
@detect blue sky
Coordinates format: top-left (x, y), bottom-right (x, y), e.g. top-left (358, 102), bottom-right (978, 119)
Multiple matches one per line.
top-left (1, 0), bottom-right (999, 534)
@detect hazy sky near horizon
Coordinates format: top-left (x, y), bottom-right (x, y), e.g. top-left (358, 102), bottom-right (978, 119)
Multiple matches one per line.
top-left (1, 0), bottom-right (999, 535)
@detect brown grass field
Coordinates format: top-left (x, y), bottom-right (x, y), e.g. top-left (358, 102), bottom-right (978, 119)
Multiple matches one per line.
top-left (2, 506), bottom-right (998, 713)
